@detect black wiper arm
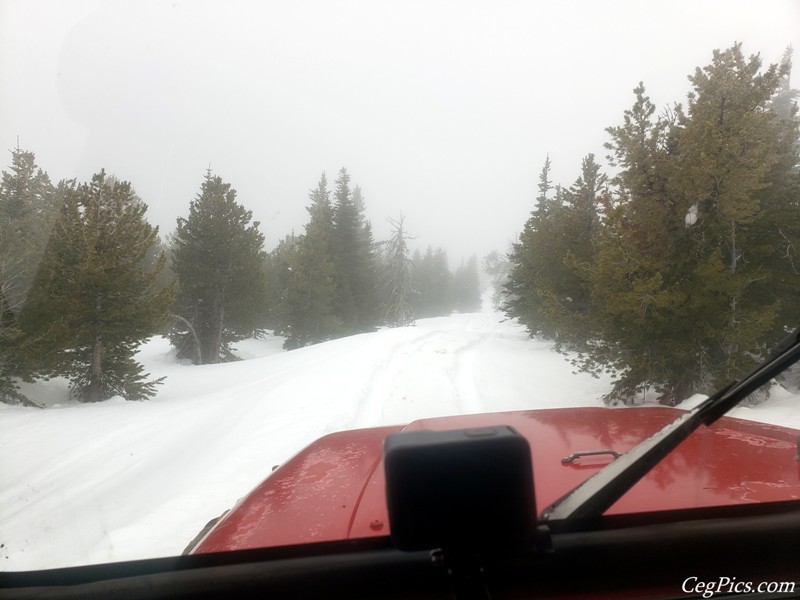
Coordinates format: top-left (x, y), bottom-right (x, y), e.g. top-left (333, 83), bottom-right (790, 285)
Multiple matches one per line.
top-left (540, 327), bottom-right (800, 530)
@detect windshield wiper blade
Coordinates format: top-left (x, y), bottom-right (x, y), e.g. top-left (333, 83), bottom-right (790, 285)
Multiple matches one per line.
top-left (540, 327), bottom-right (800, 530)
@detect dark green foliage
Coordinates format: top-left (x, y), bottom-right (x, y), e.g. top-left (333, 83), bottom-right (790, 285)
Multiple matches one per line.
top-left (380, 216), bottom-right (415, 327)
top-left (18, 171), bottom-right (173, 402)
top-left (0, 148), bottom-right (58, 310)
top-left (264, 169), bottom-right (385, 348)
top-left (0, 147), bottom-right (58, 405)
top-left (503, 156), bottom-right (555, 335)
top-left (331, 169), bottom-right (379, 335)
top-left (170, 171), bottom-right (267, 364)
top-left (667, 44), bottom-right (798, 394)
top-left (760, 48), bottom-right (800, 335)
top-left (504, 154), bottom-right (605, 344)
top-left (271, 174), bottom-right (342, 349)
top-left (505, 44), bottom-right (800, 406)
top-left (0, 286), bottom-right (31, 405)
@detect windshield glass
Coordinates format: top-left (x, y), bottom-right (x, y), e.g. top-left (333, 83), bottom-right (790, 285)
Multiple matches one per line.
top-left (1, 0), bottom-right (799, 572)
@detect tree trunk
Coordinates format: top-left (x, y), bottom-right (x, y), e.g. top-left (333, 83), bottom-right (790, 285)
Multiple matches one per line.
top-left (171, 313), bottom-right (202, 365)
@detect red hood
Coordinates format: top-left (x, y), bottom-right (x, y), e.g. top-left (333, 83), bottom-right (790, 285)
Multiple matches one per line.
top-left (192, 407), bottom-right (800, 553)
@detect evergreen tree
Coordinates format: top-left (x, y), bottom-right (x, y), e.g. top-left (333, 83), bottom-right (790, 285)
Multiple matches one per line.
top-left (0, 147), bottom-right (58, 320)
top-left (504, 154), bottom-right (605, 344)
top-left (575, 83), bottom-right (691, 403)
top-left (551, 154), bottom-right (606, 344)
top-left (380, 215), bottom-right (415, 327)
top-left (19, 171), bottom-right (173, 402)
top-left (331, 169), bottom-right (379, 334)
top-left (576, 46), bottom-right (799, 405)
top-left (504, 156), bottom-right (556, 335)
top-left (170, 170), bottom-right (267, 364)
top-left (0, 147), bottom-right (58, 405)
top-left (760, 47), bottom-right (800, 335)
top-left (673, 44), bottom-right (793, 389)
top-left (276, 174), bottom-right (341, 349)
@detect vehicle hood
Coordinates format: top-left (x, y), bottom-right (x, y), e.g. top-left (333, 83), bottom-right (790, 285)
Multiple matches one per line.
top-left (192, 407), bottom-right (800, 553)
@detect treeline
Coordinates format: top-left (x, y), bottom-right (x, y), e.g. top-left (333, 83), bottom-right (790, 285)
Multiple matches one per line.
top-left (503, 44), bottom-right (800, 406)
top-left (261, 169), bottom-right (480, 348)
top-left (0, 159), bottom-right (480, 406)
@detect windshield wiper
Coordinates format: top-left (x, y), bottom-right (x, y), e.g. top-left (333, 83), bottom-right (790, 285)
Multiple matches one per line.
top-left (540, 327), bottom-right (800, 530)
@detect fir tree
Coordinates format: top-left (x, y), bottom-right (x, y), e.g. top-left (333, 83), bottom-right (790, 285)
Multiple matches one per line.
top-left (674, 44), bottom-right (792, 389)
top-left (504, 154), bottom-right (603, 344)
top-left (0, 147), bottom-right (58, 321)
top-left (19, 171), bottom-right (173, 402)
top-left (549, 154), bottom-right (606, 345)
top-left (760, 47), bottom-right (800, 336)
top-left (381, 215), bottom-right (415, 327)
top-left (579, 83), bottom-right (693, 403)
top-left (0, 146), bottom-right (58, 405)
top-left (276, 174), bottom-right (341, 349)
top-left (331, 169), bottom-right (379, 334)
top-left (504, 156), bottom-right (555, 335)
top-left (170, 170), bottom-right (267, 364)
top-left (575, 46), bottom-right (799, 405)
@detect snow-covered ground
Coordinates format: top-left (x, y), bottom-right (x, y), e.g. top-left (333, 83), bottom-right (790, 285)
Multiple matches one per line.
top-left (1, 307), bottom-right (798, 571)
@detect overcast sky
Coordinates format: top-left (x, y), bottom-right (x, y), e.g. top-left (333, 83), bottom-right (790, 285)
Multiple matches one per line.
top-left (1, 0), bottom-right (799, 264)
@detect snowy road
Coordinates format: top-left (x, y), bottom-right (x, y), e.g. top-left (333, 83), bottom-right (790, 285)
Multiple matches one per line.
top-left (1, 308), bottom-right (797, 571)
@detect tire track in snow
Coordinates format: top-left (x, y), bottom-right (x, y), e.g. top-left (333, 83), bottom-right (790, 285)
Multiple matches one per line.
top-left (351, 313), bottom-right (501, 428)
top-left (449, 313), bottom-right (504, 415)
top-left (348, 329), bottom-right (444, 429)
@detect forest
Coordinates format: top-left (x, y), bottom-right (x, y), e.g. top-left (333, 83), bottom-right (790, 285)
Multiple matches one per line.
top-left (0, 161), bottom-right (480, 406)
top-left (503, 44), bottom-right (800, 405)
top-left (0, 43), bottom-right (798, 408)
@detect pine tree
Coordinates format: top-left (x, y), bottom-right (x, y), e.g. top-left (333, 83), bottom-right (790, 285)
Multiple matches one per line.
top-left (504, 156), bottom-right (555, 335)
top-left (19, 171), bottom-right (173, 402)
top-left (381, 215), bottom-right (415, 327)
top-left (0, 147), bottom-right (57, 320)
top-left (170, 170), bottom-right (267, 364)
top-left (504, 154), bottom-right (605, 344)
top-left (673, 44), bottom-right (793, 389)
top-left (550, 154), bottom-right (606, 344)
top-left (0, 147), bottom-right (58, 405)
top-left (577, 83), bottom-right (696, 403)
top-left (759, 47), bottom-right (800, 337)
top-left (575, 47), bottom-right (799, 405)
top-left (277, 174), bottom-right (341, 349)
top-left (331, 169), bottom-right (379, 335)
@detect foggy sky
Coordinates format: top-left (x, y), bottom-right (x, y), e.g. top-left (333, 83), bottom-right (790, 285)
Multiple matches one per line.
top-left (1, 0), bottom-right (799, 265)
